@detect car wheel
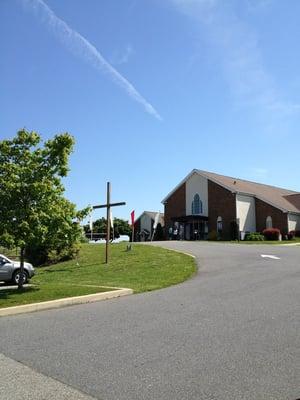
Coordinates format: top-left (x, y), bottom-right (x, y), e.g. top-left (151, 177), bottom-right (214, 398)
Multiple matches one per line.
top-left (12, 270), bottom-right (29, 285)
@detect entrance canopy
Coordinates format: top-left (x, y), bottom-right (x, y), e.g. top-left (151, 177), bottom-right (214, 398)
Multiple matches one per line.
top-left (171, 215), bottom-right (209, 240)
top-left (171, 215), bottom-right (208, 223)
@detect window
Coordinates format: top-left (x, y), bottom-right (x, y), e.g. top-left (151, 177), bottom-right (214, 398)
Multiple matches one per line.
top-left (266, 216), bottom-right (272, 229)
top-left (217, 216), bottom-right (223, 232)
top-left (192, 194), bottom-right (203, 215)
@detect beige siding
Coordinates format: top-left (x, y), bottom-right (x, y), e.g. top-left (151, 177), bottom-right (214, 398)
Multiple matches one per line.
top-left (140, 214), bottom-right (152, 233)
top-left (236, 194), bottom-right (256, 232)
top-left (185, 173), bottom-right (208, 216)
top-left (288, 214), bottom-right (300, 231)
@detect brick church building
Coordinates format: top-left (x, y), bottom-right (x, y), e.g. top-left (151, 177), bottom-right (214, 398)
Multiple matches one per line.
top-left (162, 169), bottom-right (300, 240)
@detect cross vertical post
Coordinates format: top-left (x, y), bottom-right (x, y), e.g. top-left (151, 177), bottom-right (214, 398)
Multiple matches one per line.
top-left (92, 183), bottom-right (126, 264)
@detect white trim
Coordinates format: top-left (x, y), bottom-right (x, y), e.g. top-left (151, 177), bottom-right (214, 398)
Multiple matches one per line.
top-left (161, 169), bottom-right (300, 215)
top-left (161, 169), bottom-right (198, 204)
top-left (161, 169), bottom-right (239, 204)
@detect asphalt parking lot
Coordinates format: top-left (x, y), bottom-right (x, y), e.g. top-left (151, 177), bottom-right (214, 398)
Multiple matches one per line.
top-left (0, 241), bottom-right (299, 400)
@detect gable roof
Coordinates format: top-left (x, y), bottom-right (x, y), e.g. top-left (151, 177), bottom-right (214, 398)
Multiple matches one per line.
top-left (283, 194), bottom-right (300, 211)
top-left (135, 211), bottom-right (165, 226)
top-left (162, 169), bottom-right (300, 214)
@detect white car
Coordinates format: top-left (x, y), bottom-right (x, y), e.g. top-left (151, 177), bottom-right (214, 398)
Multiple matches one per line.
top-left (0, 254), bottom-right (35, 285)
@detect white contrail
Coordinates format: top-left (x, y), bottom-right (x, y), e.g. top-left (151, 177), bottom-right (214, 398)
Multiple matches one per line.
top-left (22, 0), bottom-right (162, 120)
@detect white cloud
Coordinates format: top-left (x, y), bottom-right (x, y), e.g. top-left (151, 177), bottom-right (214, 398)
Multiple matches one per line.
top-left (169, 0), bottom-right (300, 116)
top-left (111, 45), bottom-right (134, 65)
top-left (22, 0), bottom-right (162, 120)
top-left (250, 167), bottom-right (268, 177)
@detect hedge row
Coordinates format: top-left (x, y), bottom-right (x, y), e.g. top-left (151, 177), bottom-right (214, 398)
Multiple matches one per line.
top-left (244, 228), bottom-right (300, 241)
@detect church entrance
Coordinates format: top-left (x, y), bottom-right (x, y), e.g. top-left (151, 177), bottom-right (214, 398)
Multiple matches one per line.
top-left (187, 220), bottom-right (208, 240)
top-left (171, 216), bottom-right (209, 241)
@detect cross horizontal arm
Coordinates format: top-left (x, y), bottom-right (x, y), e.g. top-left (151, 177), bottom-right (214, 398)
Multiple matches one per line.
top-left (93, 202), bottom-right (126, 210)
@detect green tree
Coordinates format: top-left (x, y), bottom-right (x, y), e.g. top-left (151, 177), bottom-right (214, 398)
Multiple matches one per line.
top-left (0, 129), bottom-right (88, 289)
top-left (84, 217), bottom-right (107, 239)
top-left (113, 218), bottom-right (131, 238)
top-left (84, 217), bottom-right (131, 240)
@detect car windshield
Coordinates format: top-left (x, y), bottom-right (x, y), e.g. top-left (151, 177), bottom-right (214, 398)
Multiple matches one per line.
top-left (0, 255), bottom-right (11, 264)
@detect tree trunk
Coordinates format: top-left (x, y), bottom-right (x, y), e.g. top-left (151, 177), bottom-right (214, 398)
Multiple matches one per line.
top-left (18, 246), bottom-right (25, 290)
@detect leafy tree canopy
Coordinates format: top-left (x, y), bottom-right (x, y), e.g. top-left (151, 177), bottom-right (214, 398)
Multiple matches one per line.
top-left (84, 217), bottom-right (131, 240)
top-left (0, 130), bottom-right (89, 277)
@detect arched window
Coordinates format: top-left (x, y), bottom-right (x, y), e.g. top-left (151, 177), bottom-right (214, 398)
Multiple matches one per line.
top-left (217, 216), bottom-right (223, 232)
top-left (266, 216), bottom-right (272, 229)
top-left (191, 194), bottom-right (202, 215)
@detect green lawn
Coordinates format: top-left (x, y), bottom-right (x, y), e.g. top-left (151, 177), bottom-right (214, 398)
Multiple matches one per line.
top-left (0, 284), bottom-right (110, 308)
top-left (0, 243), bottom-right (196, 308)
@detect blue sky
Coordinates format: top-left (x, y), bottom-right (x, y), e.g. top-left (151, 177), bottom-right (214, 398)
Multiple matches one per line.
top-left (1, 0), bottom-right (300, 221)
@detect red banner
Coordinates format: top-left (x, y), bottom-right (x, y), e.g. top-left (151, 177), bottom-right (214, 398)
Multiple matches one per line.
top-left (131, 210), bottom-right (135, 226)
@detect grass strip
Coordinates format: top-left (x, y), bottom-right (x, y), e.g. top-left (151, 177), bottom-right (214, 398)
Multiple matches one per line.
top-left (0, 243), bottom-right (196, 308)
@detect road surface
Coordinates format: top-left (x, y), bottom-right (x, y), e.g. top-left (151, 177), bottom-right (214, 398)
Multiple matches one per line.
top-left (0, 242), bottom-right (299, 400)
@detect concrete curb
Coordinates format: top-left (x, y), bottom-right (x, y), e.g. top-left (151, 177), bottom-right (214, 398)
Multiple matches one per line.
top-left (167, 248), bottom-right (196, 259)
top-left (0, 288), bottom-right (133, 317)
top-left (148, 244), bottom-right (196, 259)
top-left (280, 243), bottom-right (300, 246)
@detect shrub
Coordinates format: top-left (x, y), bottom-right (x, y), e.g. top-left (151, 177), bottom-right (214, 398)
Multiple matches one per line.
top-left (288, 231), bottom-right (295, 240)
top-left (288, 230), bottom-right (300, 240)
top-left (262, 228), bottom-right (281, 241)
top-left (25, 241), bottom-right (80, 266)
top-left (244, 232), bottom-right (264, 241)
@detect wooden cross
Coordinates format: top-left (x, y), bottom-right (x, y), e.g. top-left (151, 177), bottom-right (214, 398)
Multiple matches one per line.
top-left (92, 182), bottom-right (126, 264)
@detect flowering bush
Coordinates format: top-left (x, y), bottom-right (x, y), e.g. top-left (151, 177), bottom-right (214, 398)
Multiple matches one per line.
top-left (262, 228), bottom-right (281, 240)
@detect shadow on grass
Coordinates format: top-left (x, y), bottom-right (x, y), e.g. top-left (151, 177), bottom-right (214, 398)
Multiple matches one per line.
top-left (42, 268), bottom-right (71, 273)
top-left (0, 287), bottom-right (40, 300)
top-left (40, 260), bottom-right (102, 272)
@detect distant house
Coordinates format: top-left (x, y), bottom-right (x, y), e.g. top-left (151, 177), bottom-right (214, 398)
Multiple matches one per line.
top-left (134, 211), bottom-right (164, 241)
top-left (162, 169), bottom-right (300, 240)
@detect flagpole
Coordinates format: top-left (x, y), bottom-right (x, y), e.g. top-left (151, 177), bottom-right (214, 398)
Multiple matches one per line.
top-left (151, 229), bottom-right (155, 242)
top-left (131, 210), bottom-right (135, 243)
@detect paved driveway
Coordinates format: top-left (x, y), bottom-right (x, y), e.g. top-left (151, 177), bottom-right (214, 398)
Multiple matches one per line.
top-left (0, 242), bottom-right (299, 400)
